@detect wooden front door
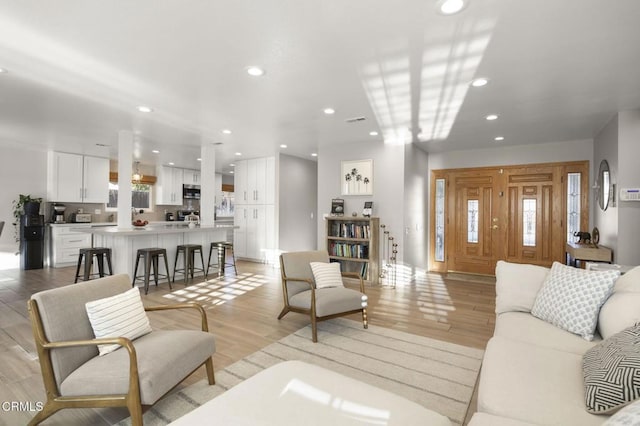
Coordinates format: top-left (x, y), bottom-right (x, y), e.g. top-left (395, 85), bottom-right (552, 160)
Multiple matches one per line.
top-left (448, 170), bottom-right (501, 275)
top-left (431, 161), bottom-right (589, 275)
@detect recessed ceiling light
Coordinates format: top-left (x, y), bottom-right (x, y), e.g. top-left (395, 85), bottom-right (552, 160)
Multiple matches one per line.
top-left (246, 66), bottom-right (265, 77)
top-left (485, 114), bottom-right (499, 121)
top-left (0, 68), bottom-right (7, 73)
top-left (437, 0), bottom-right (467, 15)
top-left (471, 77), bottom-right (489, 87)
top-left (168, 162), bottom-right (175, 166)
top-left (494, 136), bottom-right (505, 141)
top-left (229, 163), bottom-right (235, 167)
top-left (230, 171), bottom-right (235, 174)
top-left (222, 129), bottom-right (232, 135)
top-left (369, 131), bottom-right (379, 136)
top-left (311, 153), bottom-right (318, 157)
top-left (280, 144), bottom-right (287, 148)
top-left (323, 108), bottom-right (335, 115)
top-left (197, 158), bottom-right (202, 161)
top-left (137, 105), bottom-right (153, 113)
top-left (152, 150), bottom-right (160, 154)
top-left (235, 152), bottom-right (242, 156)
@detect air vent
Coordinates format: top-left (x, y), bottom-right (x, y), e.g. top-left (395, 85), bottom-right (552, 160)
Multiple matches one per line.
top-left (95, 143), bottom-right (110, 147)
top-left (213, 142), bottom-right (223, 145)
top-left (345, 116), bottom-right (366, 123)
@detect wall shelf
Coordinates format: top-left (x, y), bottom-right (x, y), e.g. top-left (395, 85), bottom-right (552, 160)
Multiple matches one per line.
top-left (325, 216), bottom-right (379, 285)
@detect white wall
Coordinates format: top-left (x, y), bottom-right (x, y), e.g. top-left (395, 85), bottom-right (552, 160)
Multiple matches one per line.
top-left (0, 145), bottom-right (48, 252)
top-left (593, 115), bottom-right (619, 254)
top-left (616, 110), bottom-right (640, 265)
top-left (317, 141), bottom-right (405, 261)
top-left (279, 154), bottom-right (318, 251)
top-left (403, 143), bottom-right (429, 271)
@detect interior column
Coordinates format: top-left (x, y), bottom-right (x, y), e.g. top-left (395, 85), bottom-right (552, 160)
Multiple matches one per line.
top-left (117, 130), bottom-right (133, 229)
top-left (200, 142), bottom-right (216, 226)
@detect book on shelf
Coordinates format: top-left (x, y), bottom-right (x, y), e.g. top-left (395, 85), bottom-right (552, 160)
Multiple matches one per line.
top-left (330, 223), bottom-right (371, 239)
top-left (328, 242), bottom-right (369, 259)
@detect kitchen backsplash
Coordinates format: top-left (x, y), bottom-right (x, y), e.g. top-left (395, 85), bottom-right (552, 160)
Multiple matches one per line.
top-left (44, 202), bottom-right (201, 224)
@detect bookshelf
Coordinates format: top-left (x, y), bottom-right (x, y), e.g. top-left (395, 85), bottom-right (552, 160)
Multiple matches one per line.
top-left (325, 216), bottom-right (379, 286)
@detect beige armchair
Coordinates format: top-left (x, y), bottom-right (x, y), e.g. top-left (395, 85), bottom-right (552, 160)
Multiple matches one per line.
top-left (278, 250), bottom-right (368, 342)
top-left (27, 274), bottom-right (215, 426)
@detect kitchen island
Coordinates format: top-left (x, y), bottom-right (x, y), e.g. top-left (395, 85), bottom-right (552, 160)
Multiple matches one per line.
top-left (73, 224), bottom-right (237, 281)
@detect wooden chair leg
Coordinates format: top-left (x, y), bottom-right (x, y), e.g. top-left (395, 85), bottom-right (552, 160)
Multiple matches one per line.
top-left (277, 306), bottom-right (289, 320)
top-left (27, 401), bottom-right (61, 426)
top-left (311, 315), bottom-right (318, 343)
top-left (205, 357), bottom-right (216, 385)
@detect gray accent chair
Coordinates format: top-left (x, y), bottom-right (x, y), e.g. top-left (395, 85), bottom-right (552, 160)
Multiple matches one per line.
top-left (278, 250), bottom-right (368, 342)
top-left (27, 274), bottom-right (216, 426)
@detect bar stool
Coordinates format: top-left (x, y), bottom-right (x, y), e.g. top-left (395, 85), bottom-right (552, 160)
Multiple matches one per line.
top-left (206, 241), bottom-right (237, 277)
top-left (132, 248), bottom-right (172, 295)
top-left (74, 247), bottom-right (113, 283)
top-left (173, 244), bottom-right (205, 284)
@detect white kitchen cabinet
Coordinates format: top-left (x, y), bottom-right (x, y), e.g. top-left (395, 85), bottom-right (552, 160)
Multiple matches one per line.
top-left (156, 166), bottom-right (184, 205)
top-left (49, 224), bottom-right (92, 267)
top-left (233, 206), bottom-right (248, 258)
top-left (47, 152), bottom-right (109, 203)
top-left (234, 161), bottom-right (248, 205)
top-left (183, 169), bottom-right (201, 185)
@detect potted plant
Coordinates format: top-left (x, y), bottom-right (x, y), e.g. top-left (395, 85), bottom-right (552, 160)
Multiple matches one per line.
top-left (12, 194), bottom-right (43, 242)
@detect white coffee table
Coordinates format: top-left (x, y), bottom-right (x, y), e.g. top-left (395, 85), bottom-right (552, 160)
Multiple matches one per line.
top-left (170, 360), bottom-right (451, 426)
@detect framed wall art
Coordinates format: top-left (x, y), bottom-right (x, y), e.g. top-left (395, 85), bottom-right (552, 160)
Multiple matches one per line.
top-left (341, 159), bottom-right (373, 195)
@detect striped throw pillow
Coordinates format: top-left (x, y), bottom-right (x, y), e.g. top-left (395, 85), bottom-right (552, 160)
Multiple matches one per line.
top-left (310, 262), bottom-right (344, 289)
top-left (85, 287), bottom-right (152, 356)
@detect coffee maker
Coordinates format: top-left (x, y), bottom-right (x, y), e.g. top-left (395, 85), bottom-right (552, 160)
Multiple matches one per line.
top-left (51, 203), bottom-right (66, 223)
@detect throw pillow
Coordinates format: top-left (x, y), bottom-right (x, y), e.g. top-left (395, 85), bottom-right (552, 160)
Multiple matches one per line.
top-left (583, 324), bottom-right (640, 414)
top-left (85, 287), bottom-right (152, 356)
top-left (495, 260), bottom-right (549, 314)
top-left (603, 399), bottom-right (640, 425)
top-left (598, 292), bottom-right (640, 340)
top-left (531, 262), bottom-right (620, 341)
top-left (310, 262), bottom-right (345, 289)
top-left (613, 266), bottom-right (640, 293)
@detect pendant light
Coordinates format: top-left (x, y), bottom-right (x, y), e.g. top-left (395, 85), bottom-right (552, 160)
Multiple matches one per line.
top-left (132, 161), bottom-right (143, 183)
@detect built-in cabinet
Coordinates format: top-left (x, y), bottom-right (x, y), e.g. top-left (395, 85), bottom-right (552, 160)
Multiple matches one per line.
top-left (183, 169), bottom-right (201, 185)
top-left (47, 152), bottom-right (109, 203)
top-left (49, 224), bottom-right (92, 267)
top-left (325, 216), bottom-right (379, 286)
top-left (156, 166), bottom-right (184, 205)
top-left (233, 156), bottom-right (277, 263)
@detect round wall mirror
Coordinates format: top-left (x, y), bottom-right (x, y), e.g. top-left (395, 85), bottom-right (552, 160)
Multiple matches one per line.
top-left (598, 160), bottom-right (611, 211)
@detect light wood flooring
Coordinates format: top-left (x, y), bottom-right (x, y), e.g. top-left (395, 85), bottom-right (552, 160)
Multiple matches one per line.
top-left (0, 261), bottom-right (496, 425)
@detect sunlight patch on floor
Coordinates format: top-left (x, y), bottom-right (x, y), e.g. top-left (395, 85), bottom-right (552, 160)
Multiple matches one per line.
top-left (0, 250), bottom-right (20, 271)
top-left (163, 272), bottom-right (268, 308)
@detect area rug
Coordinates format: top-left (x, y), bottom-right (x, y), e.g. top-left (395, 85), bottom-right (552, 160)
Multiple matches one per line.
top-left (119, 318), bottom-right (484, 426)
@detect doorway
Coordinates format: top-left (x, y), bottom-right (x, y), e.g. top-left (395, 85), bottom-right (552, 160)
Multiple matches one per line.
top-left (430, 161), bottom-right (589, 275)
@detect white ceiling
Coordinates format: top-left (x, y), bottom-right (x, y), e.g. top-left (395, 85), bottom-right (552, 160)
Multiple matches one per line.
top-left (1, 0), bottom-right (640, 174)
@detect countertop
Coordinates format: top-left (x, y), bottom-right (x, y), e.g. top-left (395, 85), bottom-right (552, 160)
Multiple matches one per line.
top-left (71, 223), bottom-right (237, 236)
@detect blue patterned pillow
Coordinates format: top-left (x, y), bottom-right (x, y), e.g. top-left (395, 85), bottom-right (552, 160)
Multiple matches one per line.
top-left (531, 262), bottom-right (619, 340)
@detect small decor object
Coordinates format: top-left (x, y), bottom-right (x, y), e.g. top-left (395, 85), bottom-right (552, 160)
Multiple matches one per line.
top-left (574, 231), bottom-right (591, 245)
top-left (331, 199), bottom-right (345, 216)
top-left (132, 219), bottom-right (148, 227)
top-left (352, 212), bottom-right (357, 217)
top-left (11, 194), bottom-right (43, 242)
top-left (341, 159), bottom-right (373, 195)
top-left (583, 324), bottom-right (640, 414)
top-left (363, 201), bottom-right (373, 217)
top-left (592, 226), bottom-right (600, 247)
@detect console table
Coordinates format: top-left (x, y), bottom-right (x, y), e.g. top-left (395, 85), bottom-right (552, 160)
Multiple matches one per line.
top-left (565, 242), bottom-right (612, 267)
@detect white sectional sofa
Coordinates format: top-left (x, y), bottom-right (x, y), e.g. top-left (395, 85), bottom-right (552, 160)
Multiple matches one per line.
top-left (469, 261), bottom-right (640, 426)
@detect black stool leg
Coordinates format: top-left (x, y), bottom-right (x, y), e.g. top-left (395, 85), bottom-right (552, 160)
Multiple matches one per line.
top-left (173, 248), bottom-right (181, 283)
top-left (132, 252), bottom-right (141, 287)
top-left (229, 245), bottom-right (237, 275)
top-left (162, 253), bottom-right (173, 290)
top-left (144, 253), bottom-right (152, 295)
top-left (218, 245), bottom-right (224, 276)
top-left (206, 244), bottom-right (214, 277)
top-left (188, 248), bottom-right (195, 281)
top-left (83, 253), bottom-right (92, 282)
top-left (106, 250), bottom-right (113, 276)
top-left (75, 253), bottom-right (84, 283)
top-left (96, 253), bottom-right (105, 278)
top-left (153, 254), bottom-right (159, 286)
top-left (198, 248), bottom-right (205, 279)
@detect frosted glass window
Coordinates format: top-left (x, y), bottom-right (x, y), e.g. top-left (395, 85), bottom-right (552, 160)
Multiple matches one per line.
top-left (567, 173), bottom-right (581, 243)
top-left (435, 179), bottom-right (445, 261)
top-left (523, 199), bottom-right (536, 247)
top-left (467, 200), bottom-right (478, 243)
